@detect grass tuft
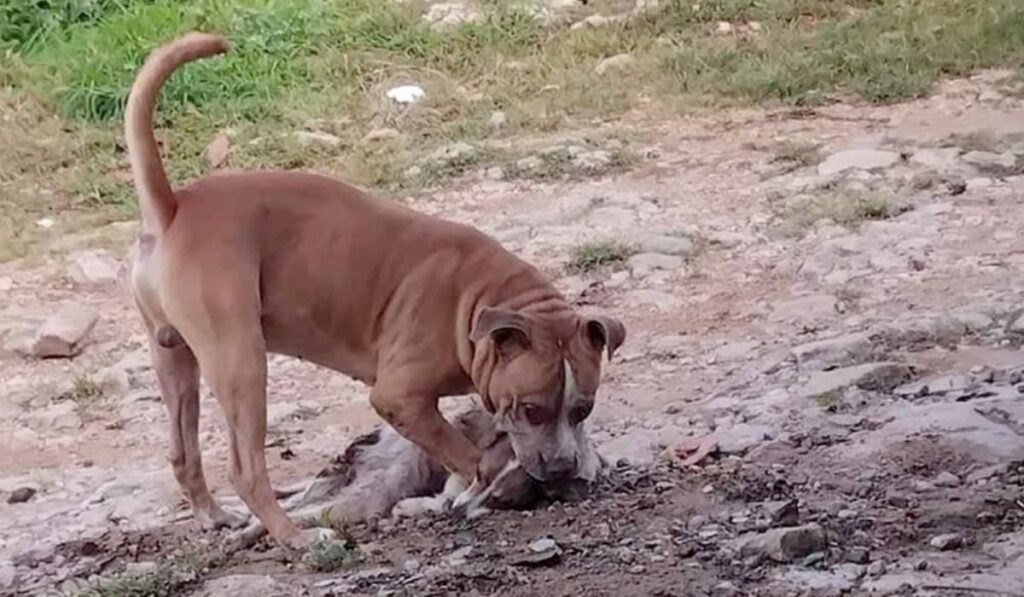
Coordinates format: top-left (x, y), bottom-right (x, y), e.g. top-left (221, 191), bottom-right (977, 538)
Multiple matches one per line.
top-left (569, 241), bottom-right (634, 273)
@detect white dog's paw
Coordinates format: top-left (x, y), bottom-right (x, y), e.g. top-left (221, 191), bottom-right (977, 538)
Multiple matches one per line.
top-left (391, 495), bottom-right (448, 518)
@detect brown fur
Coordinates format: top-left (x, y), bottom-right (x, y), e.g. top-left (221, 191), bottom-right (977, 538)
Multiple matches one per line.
top-left (126, 33), bottom-right (624, 546)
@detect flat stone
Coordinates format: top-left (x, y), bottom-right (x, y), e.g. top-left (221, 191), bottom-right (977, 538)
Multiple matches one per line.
top-left (627, 253), bottom-right (684, 275)
top-left (716, 423), bottom-right (773, 454)
top-left (32, 303), bottom-right (99, 358)
top-left (797, 362), bottom-right (912, 399)
top-left (894, 373), bottom-right (975, 398)
top-left (736, 523), bottom-right (826, 563)
top-left (909, 147), bottom-right (961, 170)
top-left (638, 235), bottom-right (695, 256)
top-left (791, 332), bottom-right (872, 369)
top-left (67, 250), bottom-right (120, 287)
top-left (818, 150), bottom-right (901, 176)
top-left (962, 150), bottom-right (1016, 171)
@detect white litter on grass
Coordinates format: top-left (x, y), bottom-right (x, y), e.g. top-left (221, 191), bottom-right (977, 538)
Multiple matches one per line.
top-left (386, 85), bottom-right (426, 104)
top-left (36, 217), bottom-right (54, 229)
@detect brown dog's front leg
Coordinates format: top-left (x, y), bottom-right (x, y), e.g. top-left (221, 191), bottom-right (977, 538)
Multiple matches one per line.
top-left (370, 389), bottom-right (481, 481)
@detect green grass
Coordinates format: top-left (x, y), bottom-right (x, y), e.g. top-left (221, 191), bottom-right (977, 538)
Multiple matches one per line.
top-left (569, 240), bottom-right (634, 273)
top-left (83, 552), bottom-right (207, 597)
top-left (1, 0), bottom-right (1023, 261)
top-left (776, 189), bottom-right (907, 236)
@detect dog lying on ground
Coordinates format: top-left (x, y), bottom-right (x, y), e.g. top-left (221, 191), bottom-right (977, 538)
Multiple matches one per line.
top-left (233, 405), bottom-right (604, 548)
top-left (126, 33), bottom-right (624, 547)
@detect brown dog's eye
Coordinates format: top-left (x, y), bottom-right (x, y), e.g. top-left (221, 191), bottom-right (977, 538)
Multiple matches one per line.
top-left (521, 404), bottom-right (545, 425)
top-left (569, 402), bottom-right (593, 425)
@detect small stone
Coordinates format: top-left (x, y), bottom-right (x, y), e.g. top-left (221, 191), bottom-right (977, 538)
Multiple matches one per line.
top-left (913, 480), bottom-right (936, 492)
top-left (7, 487), bottom-right (36, 504)
top-left (205, 133), bottom-right (230, 168)
top-left (386, 84), bottom-right (426, 104)
top-left (715, 21), bottom-right (733, 35)
top-left (594, 53), bottom-right (635, 76)
top-left (628, 564), bottom-right (646, 574)
top-left (817, 149), bottom-right (901, 176)
top-left (617, 547), bottom-right (636, 564)
top-left (867, 560), bottom-right (887, 576)
top-left (488, 111), bottom-right (507, 129)
top-left (32, 303), bottom-right (99, 358)
top-left (515, 537), bottom-right (561, 567)
top-left (846, 546), bottom-right (870, 564)
top-left (768, 499), bottom-right (800, 527)
top-left (68, 250), bottom-right (120, 287)
top-left (929, 533), bottom-right (963, 551)
top-left (402, 559), bottom-right (421, 573)
top-left (124, 561), bottom-right (159, 576)
top-left (933, 471), bottom-right (960, 488)
top-left (362, 128), bottom-right (401, 143)
top-left (295, 131), bottom-right (342, 149)
top-left (485, 166), bottom-right (505, 180)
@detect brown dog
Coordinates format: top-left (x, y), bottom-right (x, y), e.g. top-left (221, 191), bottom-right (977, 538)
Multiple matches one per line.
top-left (126, 33), bottom-right (624, 547)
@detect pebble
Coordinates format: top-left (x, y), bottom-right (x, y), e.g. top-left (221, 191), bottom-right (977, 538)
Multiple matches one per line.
top-left (6, 487), bottom-right (36, 504)
top-left (867, 560), bottom-right (887, 576)
top-left (929, 533), bottom-right (963, 551)
top-left (933, 471), bottom-right (960, 487)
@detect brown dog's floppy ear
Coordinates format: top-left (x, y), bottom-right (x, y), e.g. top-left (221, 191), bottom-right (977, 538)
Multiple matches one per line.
top-left (584, 316), bottom-right (626, 361)
top-left (471, 308), bottom-right (532, 361)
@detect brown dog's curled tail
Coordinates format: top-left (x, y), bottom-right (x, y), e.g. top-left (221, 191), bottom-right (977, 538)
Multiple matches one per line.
top-left (125, 33), bottom-right (229, 232)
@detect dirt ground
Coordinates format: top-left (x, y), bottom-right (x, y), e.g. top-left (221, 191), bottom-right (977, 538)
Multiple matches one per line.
top-left (3, 71), bottom-right (1024, 596)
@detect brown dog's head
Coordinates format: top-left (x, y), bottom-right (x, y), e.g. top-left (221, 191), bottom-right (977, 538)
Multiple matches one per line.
top-left (470, 307), bottom-right (624, 482)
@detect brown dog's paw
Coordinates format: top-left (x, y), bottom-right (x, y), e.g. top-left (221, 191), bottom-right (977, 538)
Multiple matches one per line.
top-left (197, 505), bottom-right (249, 531)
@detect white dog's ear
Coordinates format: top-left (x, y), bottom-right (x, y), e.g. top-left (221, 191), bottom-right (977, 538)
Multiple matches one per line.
top-left (470, 308), bottom-right (532, 360)
top-left (583, 316), bottom-right (626, 361)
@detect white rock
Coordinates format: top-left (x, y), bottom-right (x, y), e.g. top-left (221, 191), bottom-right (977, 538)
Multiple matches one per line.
top-left (67, 250), bottom-right (120, 287)
top-left (962, 150), bottom-right (1016, 170)
top-left (715, 21), bottom-right (733, 35)
top-left (627, 253), bottom-right (684, 275)
top-left (424, 2), bottom-right (480, 28)
top-left (386, 85), bottom-right (426, 104)
top-left (817, 150), bottom-right (901, 176)
top-left (0, 560), bottom-right (14, 590)
top-left (32, 303), bottom-right (99, 358)
top-left (295, 131), bottom-right (342, 149)
top-left (638, 235), bottom-right (695, 256)
top-left (594, 54), bottom-right (635, 76)
top-left (488, 111), bottom-right (507, 129)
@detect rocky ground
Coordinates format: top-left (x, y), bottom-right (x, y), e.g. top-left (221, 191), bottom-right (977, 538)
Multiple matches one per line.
top-left (3, 70), bottom-right (1024, 596)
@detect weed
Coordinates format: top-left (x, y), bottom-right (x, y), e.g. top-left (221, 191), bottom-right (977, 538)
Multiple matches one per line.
top-left (83, 551), bottom-right (207, 597)
top-left (777, 189), bottom-right (906, 236)
top-left (304, 538), bottom-right (360, 573)
top-left (568, 241), bottom-right (634, 273)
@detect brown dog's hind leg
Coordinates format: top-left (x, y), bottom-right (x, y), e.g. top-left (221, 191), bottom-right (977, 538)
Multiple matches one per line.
top-left (149, 335), bottom-right (247, 529)
top-left (191, 325), bottom-right (303, 545)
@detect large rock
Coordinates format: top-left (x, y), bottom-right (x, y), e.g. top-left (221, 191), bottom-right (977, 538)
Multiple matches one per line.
top-left (32, 303), bottom-right (99, 358)
top-left (736, 523), bottom-right (826, 562)
top-left (67, 250), bottom-right (120, 287)
top-left (796, 362), bottom-right (912, 399)
top-left (818, 150), bottom-right (901, 176)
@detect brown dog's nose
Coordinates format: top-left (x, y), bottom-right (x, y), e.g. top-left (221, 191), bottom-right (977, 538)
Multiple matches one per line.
top-left (542, 454), bottom-right (579, 481)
